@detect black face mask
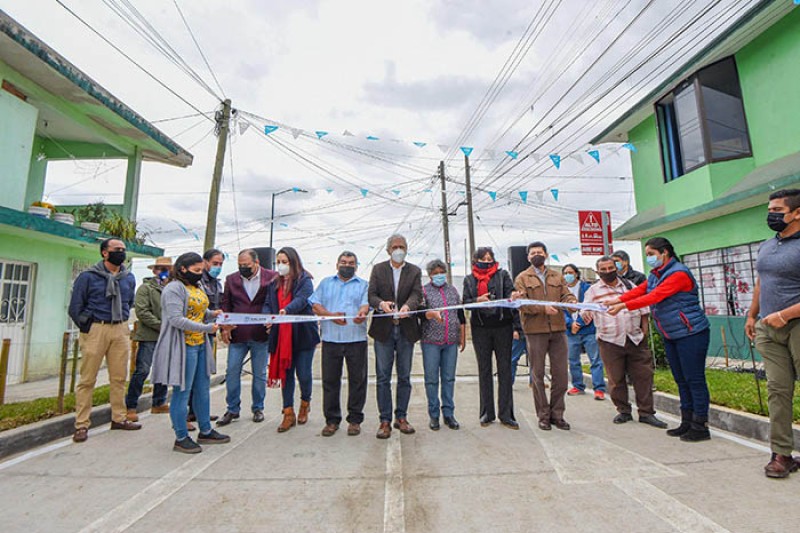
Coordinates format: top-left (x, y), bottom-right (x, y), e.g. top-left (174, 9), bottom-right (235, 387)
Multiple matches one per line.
top-left (767, 212), bottom-right (789, 232)
top-left (107, 251), bottom-right (126, 266)
top-left (183, 270), bottom-right (203, 285)
top-left (338, 266), bottom-right (356, 279)
top-left (239, 266), bottom-right (253, 278)
top-left (530, 255), bottom-right (546, 268)
top-left (475, 261), bottom-right (494, 270)
top-left (598, 271), bottom-right (618, 284)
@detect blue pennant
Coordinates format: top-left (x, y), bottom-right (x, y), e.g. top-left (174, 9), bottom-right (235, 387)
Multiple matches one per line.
top-left (291, 187), bottom-right (300, 193)
top-left (550, 188), bottom-right (559, 201)
top-left (325, 187), bottom-right (334, 193)
top-left (505, 150), bottom-right (519, 160)
top-left (488, 191), bottom-right (497, 201)
top-left (360, 188), bottom-right (368, 198)
top-left (366, 135), bottom-right (380, 141)
top-left (413, 141), bottom-right (427, 148)
top-left (315, 130), bottom-right (329, 140)
top-left (549, 154), bottom-right (561, 169)
top-left (622, 143), bottom-right (638, 153)
top-left (279, 223), bottom-right (289, 228)
top-left (519, 191), bottom-right (528, 204)
top-left (551, 254), bottom-right (560, 262)
top-left (392, 189), bottom-right (401, 195)
top-left (423, 188), bottom-right (432, 193)
top-left (460, 146), bottom-right (474, 157)
top-left (264, 125), bottom-right (279, 135)
top-left (587, 149), bottom-right (601, 163)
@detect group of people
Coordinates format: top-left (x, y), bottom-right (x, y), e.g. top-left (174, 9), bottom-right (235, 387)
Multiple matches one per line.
top-left (67, 189), bottom-right (800, 478)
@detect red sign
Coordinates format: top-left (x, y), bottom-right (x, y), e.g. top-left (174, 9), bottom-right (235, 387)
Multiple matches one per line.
top-left (578, 210), bottom-right (613, 256)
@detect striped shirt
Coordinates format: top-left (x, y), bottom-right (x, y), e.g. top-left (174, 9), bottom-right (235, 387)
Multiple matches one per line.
top-left (583, 279), bottom-right (649, 347)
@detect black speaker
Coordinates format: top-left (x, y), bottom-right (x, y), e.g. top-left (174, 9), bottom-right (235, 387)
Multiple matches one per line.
top-left (252, 247), bottom-right (276, 269)
top-left (507, 246), bottom-right (529, 280)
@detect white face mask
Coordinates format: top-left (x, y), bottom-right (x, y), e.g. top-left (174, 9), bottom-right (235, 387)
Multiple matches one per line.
top-left (391, 249), bottom-right (407, 263)
top-left (276, 263), bottom-right (290, 277)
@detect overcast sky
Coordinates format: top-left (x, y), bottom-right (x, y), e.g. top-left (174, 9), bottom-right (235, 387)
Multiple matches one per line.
top-left (3, 0), bottom-right (762, 281)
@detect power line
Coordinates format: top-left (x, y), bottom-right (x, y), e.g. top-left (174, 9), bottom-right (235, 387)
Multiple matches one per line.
top-left (171, 0), bottom-right (227, 98)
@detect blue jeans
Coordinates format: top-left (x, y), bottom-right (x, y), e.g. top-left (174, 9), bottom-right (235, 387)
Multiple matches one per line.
top-left (567, 331), bottom-right (605, 392)
top-left (663, 329), bottom-right (711, 418)
top-left (282, 348), bottom-right (315, 408)
top-left (126, 341), bottom-right (168, 409)
top-left (225, 341), bottom-right (269, 414)
top-left (374, 325), bottom-right (415, 422)
top-left (511, 336), bottom-right (527, 385)
top-left (421, 342), bottom-right (458, 419)
top-left (170, 343), bottom-right (211, 440)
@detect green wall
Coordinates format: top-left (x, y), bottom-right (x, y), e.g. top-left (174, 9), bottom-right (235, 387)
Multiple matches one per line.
top-left (0, 89), bottom-right (37, 211)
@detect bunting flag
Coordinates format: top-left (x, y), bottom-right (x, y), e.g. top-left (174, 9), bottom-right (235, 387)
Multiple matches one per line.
top-left (438, 144), bottom-right (450, 153)
top-left (460, 146), bottom-right (474, 157)
top-left (587, 149), bottom-right (601, 163)
top-left (191, 231), bottom-right (200, 241)
top-left (392, 189), bottom-right (401, 195)
top-left (571, 154), bottom-right (583, 164)
top-left (413, 141), bottom-right (427, 148)
top-left (535, 191), bottom-right (544, 202)
top-left (360, 188), bottom-right (368, 197)
top-left (519, 191), bottom-right (528, 204)
top-left (315, 130), bottom-right (329, 139)
top-left (239, 122), bottom-right (250, 135)
top-left (506, 150), bottom-right (519, 160)
top-left (264, 125), bottom-right (279, 135)
top-left (485, 149), bottom-right (497, 159)
top-left (550, 188), bottom-right (559, 201)
top-left (279, 222), bottom-right (289, 228)
top-left (423, 188), bottom-right (432, 193)
top-left (291, 187), bottom-right (301, 193)
top-left (342, 130), bottom-right (354, 136)
top-left (551, 254), bottom-right (560, 262)
top-left (488, 191), bottom-right (497, 201)
top-left (325, 187), bottom-right (334, 193)
top-left (290, 128), bottom-right (302, 139)
top-left (532, 153), bottom-right (543, 162)
top-left (366, 135), bottom-right (380, 141)
top-left (622, 142), bottom-right (638, 153)
top-left (549, 154), bottom-right (561, 169)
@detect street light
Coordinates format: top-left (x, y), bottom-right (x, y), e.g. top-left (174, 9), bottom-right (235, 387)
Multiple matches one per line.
top-left (269, 188), bottom-right (308, 252)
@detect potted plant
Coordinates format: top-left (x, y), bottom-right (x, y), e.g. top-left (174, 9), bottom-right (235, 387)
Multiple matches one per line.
top-left (52, 205), bottom-right (75, 225)
top-left (28, 200), bottom-right (53, 218)
top-left (74, 201), bottom-right (109, 232)
top-left (100, 212), bottom-right (148, 245)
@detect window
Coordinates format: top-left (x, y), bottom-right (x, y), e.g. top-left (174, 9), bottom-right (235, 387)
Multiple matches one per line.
top-left (682, 242), bottom-right (760, 317)
top-left (656, 57), bottom-right (751, 182)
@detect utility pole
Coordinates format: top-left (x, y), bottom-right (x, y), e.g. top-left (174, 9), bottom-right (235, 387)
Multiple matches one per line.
top-left (439, 161), bottom-right (453, 284)
top-left (464, 153), bottom-right (476, 260)
top-left (203, 98), bottom-right (232, 251)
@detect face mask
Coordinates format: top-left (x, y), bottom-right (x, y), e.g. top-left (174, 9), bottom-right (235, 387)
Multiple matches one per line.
top-left (476, 261), bottom-right (494, 270)
top-left (208, 266), bottom-right (222, 278)
top-left (615, 261), bottom-right (624, 272)
top-left (531, 255), bottom-right (546, 268)
top-left (767, 212), bottom-right (790, 232)
top-left (391, 249), bottom-right (406, 263)
top-left (239, 266), bottom-right (253, 278)
top-left (276, 263), bottom-right (291, 277)
top-left (598, 271), bottom-right (618, 284)
top-left (183, 270), bottom-right (202, 284)
top-left (338, 266), bottom-right (356, 279)
top-left (107, 250), bottom-right (126, 266)
top-left (564, 273), bottom-right (576, 284)
top-left (646, 255), bottom-right (663, 269)
top-left (431, 273), bottom-right (447, 287)
top-left (157, 270), bottom-right (169, 281)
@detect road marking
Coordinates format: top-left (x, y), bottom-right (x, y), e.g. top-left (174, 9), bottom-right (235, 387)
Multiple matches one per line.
top-left (78, 413), bottom-right (278, 533)
top-left (383, 435), bottom-right (405, 533)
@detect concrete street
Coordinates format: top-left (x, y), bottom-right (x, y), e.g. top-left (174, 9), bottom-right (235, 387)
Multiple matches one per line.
top-left (1, 345), bottom-right (798, 533)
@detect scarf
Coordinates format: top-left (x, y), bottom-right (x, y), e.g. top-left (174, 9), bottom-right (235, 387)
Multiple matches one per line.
top-left (471, 262), bottom-right (499, 296)
top-left (267, 283), bottom-right (294, 388)
top-left (88, 261), bottom-right (128, 321)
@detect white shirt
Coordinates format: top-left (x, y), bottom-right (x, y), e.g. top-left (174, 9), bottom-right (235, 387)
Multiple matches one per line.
top-left (242, 269), bottom-right (261, 301)
top-left (567, 282), bottom-right (581, 320)
top-left (584, 279), bottom-right (649, 347)
top-left (391, 262), bottom-right (404, 298)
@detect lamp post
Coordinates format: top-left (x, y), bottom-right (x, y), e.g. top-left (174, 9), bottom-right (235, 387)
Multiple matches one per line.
top-left (269, 188), bottom-right (308, 253)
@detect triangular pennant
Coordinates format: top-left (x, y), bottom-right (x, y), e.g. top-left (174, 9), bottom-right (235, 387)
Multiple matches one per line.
top-left (519, 191), bottom-right (528, 203)
top-left (290, 128), bottom-right (302, 139)
top-left (571, 154), bottom-right (583, 164)
top-left (325, 187), bottom-right (334, 193)
top-left (366, 135), bottom-right (380, 141)
top-left (487, 191), bottom-right (497, 201)
top-left (279, 222), bottom-right (289, 228)
top-left (360, 188), bottom-right (368, 198)
top-left (264, 125), bottom-right (279, 135)
top-left (550, 188), bottom-right (559, 201)
top-left (532, 153), bottom-right (542, 162)
top-left (423, 188), bottom-right (432, 193)
top-left (622, 142), bottom-right (638, 153)
top-left (239, 122), bottom-right (250, 135)
top-left (460, 146), bottom-right (474, 157)
top-left (506, 150), bottom-right (519, 160)
top-left (587, 149), bottom-right (601, 163)
top-left (485, 149), bottom-right (497, 159)
top-left (342, 130), bottom-right (354, 136)
top-left (457, 190), bottom-right (466, 196)
top-left (535, 191), bottom-right (544, 202)
top-left (438, 144), bottom-right (450, 153)
top-left (413, 141), bottom-right (427, 148)
top-left (192, 231), bottom-right (200, 241)
top-left (549, 154), bottom-right (561, 169)
top-left (551, 254), bottom-right (560, 262)
top-left (292, 187), bottom-right (300, 193)
top-left (392, 189), bottom-right (401, 195)
top-left (570, 247), bottom-right (580, 252)
top-left (315, 130), bottom-right (329, 140)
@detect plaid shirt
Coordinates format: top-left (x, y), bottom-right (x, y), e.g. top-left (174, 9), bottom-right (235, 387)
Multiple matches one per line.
top-left (584, 279), bottom-right (649, 347)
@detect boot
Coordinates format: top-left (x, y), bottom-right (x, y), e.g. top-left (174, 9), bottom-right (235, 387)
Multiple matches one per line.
top-left (277, 407), bottom-right (296, 433)
top-left (666, 409), bottom-right (692, 437)
top-left (298, 400), bottom-right (310, 425)
top-left (680, 415), bottom-right (711, 442)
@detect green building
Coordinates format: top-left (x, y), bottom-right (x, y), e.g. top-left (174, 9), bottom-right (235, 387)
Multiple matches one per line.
top-left (0, 10), bottom-right (192, 384)
top-left (592, 0), bottom-right (800, 360)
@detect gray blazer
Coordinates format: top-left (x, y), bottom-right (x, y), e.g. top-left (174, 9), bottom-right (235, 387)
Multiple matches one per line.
top-left (152, 281), bottom-right (215, 391)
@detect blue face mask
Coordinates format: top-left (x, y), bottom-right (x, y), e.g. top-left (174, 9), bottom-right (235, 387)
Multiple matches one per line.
top-left (615, 261), bottom-right (624, 272)
top-left (157, 270), bottom-right (169, 281)
top-left (431, 273), bottom-right (447, 287)
top-left (208, 266), bottom-right (222, 278)
top-left (646, 255), bottom-right (663, 269)
top-left (564, 273), bottom-right (576, 284)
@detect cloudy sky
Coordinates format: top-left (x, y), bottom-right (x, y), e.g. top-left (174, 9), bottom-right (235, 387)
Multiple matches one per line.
top-left (3, 0), bottom-right (762, 280)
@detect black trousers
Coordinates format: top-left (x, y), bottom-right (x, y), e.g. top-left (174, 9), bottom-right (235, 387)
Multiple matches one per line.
top-left (472, 324), bottom-right (515, 422)
top-left (322, 341), bottom-right (368, 425)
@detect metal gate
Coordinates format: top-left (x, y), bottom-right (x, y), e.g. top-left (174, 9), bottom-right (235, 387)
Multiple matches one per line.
top-left (0, 260), bottom-right (35, 384)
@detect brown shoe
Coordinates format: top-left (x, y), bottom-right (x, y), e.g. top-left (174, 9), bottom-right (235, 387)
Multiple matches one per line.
top-left (551, 418), bottom-right (571, 431)
top-left (347, 423), bottom-right (361, 436)
top-left (538, 419), bottom-right (552, 431)
top-left (376, 421), bottom-right (392, 439)
top-left (110, 420), bottom-right (142, 431)
top-left (126, 409), bottom-right (139, 422)
top-left (393, 418), bottom-right (415, 434)
top-left (151, 404), bottom-right (170, 414)
top-left (298, 400), bottom-right (310, 425)
top-left (321, 423), bottom-right (339, 437)
top-left (186, 421), bottom-right (197, 432)
top-left (73, 428), bottom-right (88, 443)
top-left (277, 407), bottom-right (296, 433)
top-left (765, 453), bottom-right (799, 479)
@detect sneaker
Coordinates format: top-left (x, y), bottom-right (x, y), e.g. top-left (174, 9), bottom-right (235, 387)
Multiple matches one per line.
top-left (594, 390), bottom-right (605, 401)
top-left (197, 429), bottom-right (231, 444)
top-left (567, 387), bottom-right (585, 396)
top-left (173, 437), bottom-right (202, 454)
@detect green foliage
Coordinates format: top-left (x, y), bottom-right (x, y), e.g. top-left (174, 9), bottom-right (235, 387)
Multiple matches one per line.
top-left (648, 318), bottom-right (668, 368)
top-left (100, 212), bottom-right (147, 244)
top-left (73, 201), bottom-right (110, 223)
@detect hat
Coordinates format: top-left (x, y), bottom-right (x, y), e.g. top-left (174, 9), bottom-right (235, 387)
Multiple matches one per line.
top-left (148, 256), bottom-right (173, 269)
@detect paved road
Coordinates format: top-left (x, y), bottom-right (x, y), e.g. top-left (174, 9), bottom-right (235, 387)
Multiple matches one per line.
top-left (1, 352), bottom-right (798, 532)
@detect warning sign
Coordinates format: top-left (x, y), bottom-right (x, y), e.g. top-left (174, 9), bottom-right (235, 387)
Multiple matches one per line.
top-left (578, 210), bottom-right (612, 256)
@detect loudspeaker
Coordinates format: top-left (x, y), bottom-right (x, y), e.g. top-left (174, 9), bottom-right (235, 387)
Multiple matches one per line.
top-left (507, 246), bottom-right (529, 280)
top-left (252, 247), bottom-right (276, 269)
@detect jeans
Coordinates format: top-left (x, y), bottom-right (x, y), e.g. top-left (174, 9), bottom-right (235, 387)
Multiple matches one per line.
top-left (567, 331), bottom-right (605, 392)
top-left (421, 342), bottom-right (458, 419)
top-left (126, 341), bottom-right (168, 409)
top-left (663, 329), bottom-right (710, 418)
top-left (170, 343), bottom-right (211, 440)
top-left (225, 341), bottom-right (269, 414)
top-left (374, 325), bottom-right (415, 422)
top-left (511, 336), bottom-right (527, 384)
top-left (282, 348), bottom-right (315, 408)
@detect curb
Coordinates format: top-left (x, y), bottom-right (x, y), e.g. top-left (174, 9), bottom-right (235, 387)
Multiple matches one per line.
top-left (0, 375), bottom-right (225, 461)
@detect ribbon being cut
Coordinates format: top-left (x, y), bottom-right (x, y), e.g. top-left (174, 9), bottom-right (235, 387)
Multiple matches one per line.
top-left (216, 299), bottom-right (608, 326)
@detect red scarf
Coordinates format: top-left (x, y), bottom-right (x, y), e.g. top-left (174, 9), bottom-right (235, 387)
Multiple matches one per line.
top-left (471, 262), bottom-right (499, 296)
top-left (267, 284), bottom-right (293, 388)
